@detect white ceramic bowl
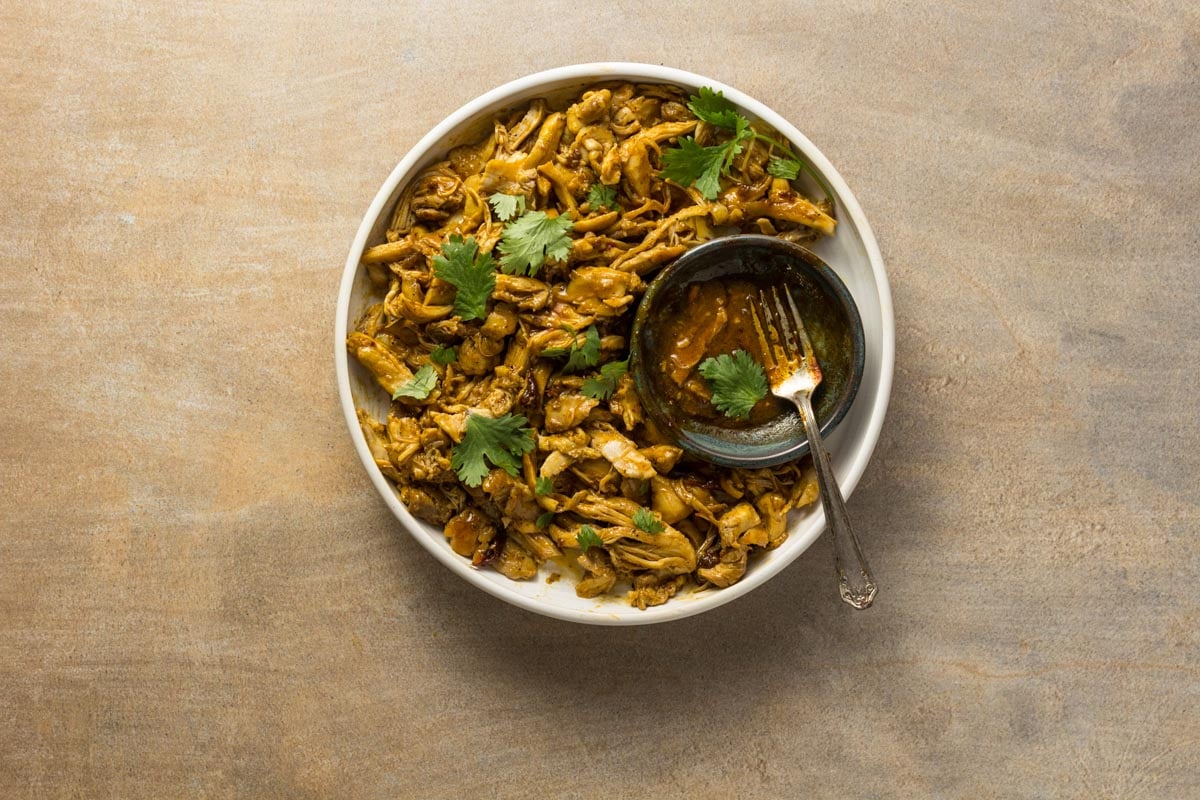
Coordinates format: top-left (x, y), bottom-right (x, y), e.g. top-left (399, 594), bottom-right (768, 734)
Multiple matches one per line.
top-left (335, 63), bottom-right (894, 625)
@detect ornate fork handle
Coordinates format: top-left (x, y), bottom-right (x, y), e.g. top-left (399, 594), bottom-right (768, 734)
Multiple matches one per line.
top-left (789, 388), bottom-right (878, 609)
top-left (752, 284), bottom-right (878, 610)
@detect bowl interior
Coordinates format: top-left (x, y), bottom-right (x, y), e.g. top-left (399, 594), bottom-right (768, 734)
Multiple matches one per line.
top-left (335, 63), bottom-right (893, 625)
top-left (631, 235), bottom-right (865, 468)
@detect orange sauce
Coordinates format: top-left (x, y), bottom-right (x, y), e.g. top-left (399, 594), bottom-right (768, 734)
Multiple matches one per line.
top-left (657, 279), bottom-right (786, 427)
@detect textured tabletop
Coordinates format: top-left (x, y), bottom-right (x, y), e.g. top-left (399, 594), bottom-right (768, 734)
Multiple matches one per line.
top-left (2, 2), bottom-right (1197, 797)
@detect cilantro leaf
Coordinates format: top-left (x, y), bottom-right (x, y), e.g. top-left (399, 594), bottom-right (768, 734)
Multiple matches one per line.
top-left (543, 326), bottom-right (600, 371)
top-left (498, 210), bottom-right (573, 276)
top-left (581, 359), bottom-right (628, 400)
top-left (566, 326), bottom-right (601, 372)
top-left (450, 413), bottom-right (535, 487)
top-left (660, 137), bottom-right (729, 200)
top-left (764, 150), bottom-right (836, 202)
top-left (432, 235), bottom-right (495, 321)
top-left (687, 87), bottom-right (743, 130)
top-left (586, 183), bottom-right (617, 212)
top-left (688, 87), bottom-right (754, 167)
top-left (534, 476), bottom-right (554, 496)
top-left (544, 325), bottom-right (601, 373)
top-left (660, 87), bottom-right (763, 199)
top-left (576, 525), bottom-right (603, 552)
top-left (661, 86), bottom-right (834, 203)
top-left (535, 511), bottom-right (555, 529)
top-left (392, 364), bottom-right (437, 401)
top-left (631, 507), bottom-right (665, 534)
top-left (697, 350), bottom-right (769, 420)
top-left (430, 345), bottom-right (457, 366)
top-left (488, 192), bottom-right (526, 222)
top-left (767, 156), bottom-right (801, 180)
top-left (660, 116), bottom-right (752, 201)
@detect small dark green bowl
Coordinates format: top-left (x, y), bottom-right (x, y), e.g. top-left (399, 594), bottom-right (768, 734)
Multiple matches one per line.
top-left (630, 235), bottom-right (865, 468)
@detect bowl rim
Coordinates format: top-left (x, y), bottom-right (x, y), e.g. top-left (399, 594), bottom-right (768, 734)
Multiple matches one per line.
top-left (334, 62), bottom-right (895, 625)
top-left (629, 233), bottom-right (867, 468)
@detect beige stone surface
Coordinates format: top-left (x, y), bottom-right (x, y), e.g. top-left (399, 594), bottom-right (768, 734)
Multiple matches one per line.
top-left (2, 1), bottom-right (1198, 797)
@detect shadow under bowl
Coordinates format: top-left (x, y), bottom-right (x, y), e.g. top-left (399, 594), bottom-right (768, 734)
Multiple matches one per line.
top-left (630, 234), bottom-right (866, 468)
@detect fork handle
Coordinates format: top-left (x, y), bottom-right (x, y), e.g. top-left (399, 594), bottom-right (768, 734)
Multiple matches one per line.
top-left (792, 390), bottom-right (878, 609)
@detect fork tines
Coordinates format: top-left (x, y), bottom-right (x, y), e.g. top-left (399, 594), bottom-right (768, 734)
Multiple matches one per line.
top-left (749, 286), bottom-right (822, 386)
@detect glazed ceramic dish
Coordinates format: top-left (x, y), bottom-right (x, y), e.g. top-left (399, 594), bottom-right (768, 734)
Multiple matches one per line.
top-left (630, 235), bottom-right (867, 469)
top-left (334, 63), bottom-right (894, 625)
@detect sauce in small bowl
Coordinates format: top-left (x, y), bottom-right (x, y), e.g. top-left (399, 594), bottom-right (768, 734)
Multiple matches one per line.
top-left (631, 235), bottom-right (865, 467)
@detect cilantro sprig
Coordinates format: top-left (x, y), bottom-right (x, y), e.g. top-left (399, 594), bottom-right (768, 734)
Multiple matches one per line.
top-left (660, 137), bottom-right (741, 200)
top-left (432, 235), bottom-right (495, 322)
top-left (581, 359), bottom-right (628, 400)
top-left (498, 210), bottom-right (573, 276)
top-left (450, 413), bottom-right (535, 487)
top-left (391, 364), bottom-right (437, 401)
top-left (534, 476), bottom-right (554, 496)
top-left (697, 350), bottom-right (769, 420)
top-left (661, 87), bottom-right (833, 202)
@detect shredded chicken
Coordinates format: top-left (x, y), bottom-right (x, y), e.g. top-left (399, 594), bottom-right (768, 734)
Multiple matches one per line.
top-left (349, 82), bottom-right (830, 607)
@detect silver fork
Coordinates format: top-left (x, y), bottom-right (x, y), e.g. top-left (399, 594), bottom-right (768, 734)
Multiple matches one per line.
top-left (750, 287), bottom-right (878, 609)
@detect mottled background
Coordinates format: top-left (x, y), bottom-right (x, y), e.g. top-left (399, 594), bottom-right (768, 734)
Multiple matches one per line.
top-left (2, 1), bottom-right (1197, 797)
